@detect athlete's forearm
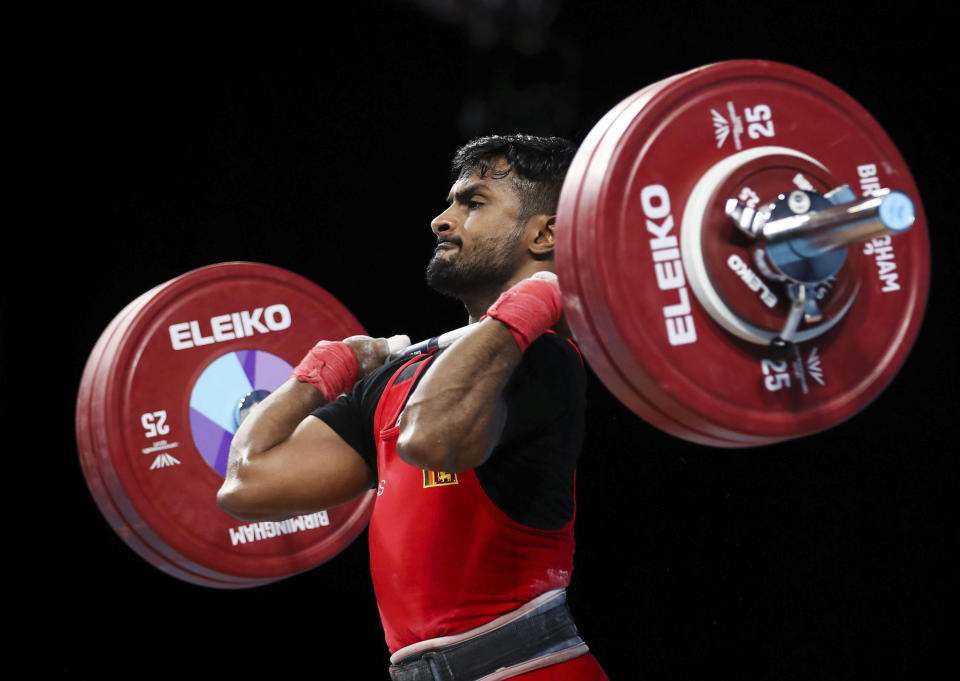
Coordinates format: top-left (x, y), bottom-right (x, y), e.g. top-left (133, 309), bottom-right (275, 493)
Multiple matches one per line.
top-left (396, 317), bottom-right (521, 473)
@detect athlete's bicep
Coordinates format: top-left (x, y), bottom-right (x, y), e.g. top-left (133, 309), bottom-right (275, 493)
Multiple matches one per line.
top-left (218, 416), bottom-right (375, 521)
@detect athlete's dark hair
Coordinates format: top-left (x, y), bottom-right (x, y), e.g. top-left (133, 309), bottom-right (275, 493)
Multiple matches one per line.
top-left (451, 134), bottom-right (576, 224)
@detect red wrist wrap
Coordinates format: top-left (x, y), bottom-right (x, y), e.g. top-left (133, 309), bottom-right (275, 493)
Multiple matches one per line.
top-left (292, 341), bottom-right (359, 402)
top-left (486, 277), bottom-right (563, 352)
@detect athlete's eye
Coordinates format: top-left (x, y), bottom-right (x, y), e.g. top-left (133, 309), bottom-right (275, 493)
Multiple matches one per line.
top-left (468, 200), bottom-right (483, 210)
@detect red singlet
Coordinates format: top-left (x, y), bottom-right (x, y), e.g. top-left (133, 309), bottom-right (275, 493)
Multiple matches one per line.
top-left (369, 352), bottom-right (576, 653)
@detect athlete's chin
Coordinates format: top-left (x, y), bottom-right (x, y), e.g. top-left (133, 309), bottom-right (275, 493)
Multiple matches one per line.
top-left (426, 259), bottom-right (466, 297)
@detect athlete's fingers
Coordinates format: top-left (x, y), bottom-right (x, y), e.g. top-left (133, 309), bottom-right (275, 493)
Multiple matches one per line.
top-left (343, 335), bottom-right (393, 378)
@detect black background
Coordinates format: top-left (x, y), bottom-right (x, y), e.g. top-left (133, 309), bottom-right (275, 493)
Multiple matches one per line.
top-left (17, 1), bottom-right (956, 678)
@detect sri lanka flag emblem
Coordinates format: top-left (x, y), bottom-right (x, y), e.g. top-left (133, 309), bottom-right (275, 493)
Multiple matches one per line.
top-left (423, 470), bottom-right (459, 488)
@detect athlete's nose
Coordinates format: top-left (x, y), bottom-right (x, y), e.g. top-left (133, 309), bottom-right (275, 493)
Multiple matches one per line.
top-left (431, 205), bottom-right (456, 237)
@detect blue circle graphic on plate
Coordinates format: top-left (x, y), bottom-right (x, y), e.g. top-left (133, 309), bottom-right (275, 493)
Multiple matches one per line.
top-left (189, 350), bottom-right (292, 477)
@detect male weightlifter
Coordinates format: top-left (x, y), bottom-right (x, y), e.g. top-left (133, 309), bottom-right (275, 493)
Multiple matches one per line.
top-left (217, 135), bottom-right (610, 681)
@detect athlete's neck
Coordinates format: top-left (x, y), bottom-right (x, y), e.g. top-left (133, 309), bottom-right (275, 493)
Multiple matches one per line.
top-left (461, 265), bottom-right (553, 323)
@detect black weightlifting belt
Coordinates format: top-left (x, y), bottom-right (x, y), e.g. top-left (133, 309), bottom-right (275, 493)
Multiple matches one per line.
top-left (388, 592), bottom-right (586, 681)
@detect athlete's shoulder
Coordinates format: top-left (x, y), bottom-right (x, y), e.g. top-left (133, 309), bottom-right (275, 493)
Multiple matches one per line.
top-left (526, 331), bottom-right (584, 366)
top-left (505, 332), bottom-right (586, 406)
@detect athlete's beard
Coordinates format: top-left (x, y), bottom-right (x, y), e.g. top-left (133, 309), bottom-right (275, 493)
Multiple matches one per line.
top-left (425, 229), bottom-right (524, 299)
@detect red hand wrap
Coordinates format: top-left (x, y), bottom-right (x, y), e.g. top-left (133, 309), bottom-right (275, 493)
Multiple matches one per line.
top-left (292, 341), bottom-right (359, 402)
top-left (486, 276), bottom-right (563, 352)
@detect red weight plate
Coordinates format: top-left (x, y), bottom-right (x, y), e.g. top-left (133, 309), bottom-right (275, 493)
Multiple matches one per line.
top-left (570, 60), bottom-right (929, 443)
top-left (558, 74), bottom-right (750, 448)
top-left (559, 70), bottom-right (783, 447)
top-left (88, 284), bottom-right (290, 588)
top-left (573, 65), bottom-right (784, 447)
top-left (88, 280), bottom-right (274, 587)
top-left (77, 282), bottom-right (269, 587)
top-left (92, 262), bottom-right (375, 582)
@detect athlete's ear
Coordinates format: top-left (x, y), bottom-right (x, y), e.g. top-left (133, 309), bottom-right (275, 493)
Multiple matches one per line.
top-left (528, 215), bottom-right (556, 258)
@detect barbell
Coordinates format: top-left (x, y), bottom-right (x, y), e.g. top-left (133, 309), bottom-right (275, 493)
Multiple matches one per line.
top-left (76, 60), bottom-right (929, 587)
